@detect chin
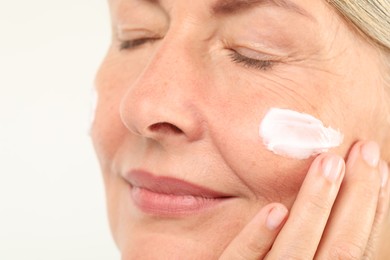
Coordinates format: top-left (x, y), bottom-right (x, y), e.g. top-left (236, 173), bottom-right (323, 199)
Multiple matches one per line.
top-left (120, 235), bottom-right (219, 260)
top-left (109, 191), bottom-right (255, 260)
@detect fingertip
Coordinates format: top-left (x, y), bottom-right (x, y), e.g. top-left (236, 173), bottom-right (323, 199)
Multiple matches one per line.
top-left (361, 141), bottom-right (380, 167)
top-left (346, 141), bottom-right (381, 169)
top-left (219, 203), bottom-right (289, 260)
top-left (266, 204), bottom-right (288, 231)
top-left (321, 154), bottom-right (345, 183)
top-left (309, 153), bottom-right (345, 183)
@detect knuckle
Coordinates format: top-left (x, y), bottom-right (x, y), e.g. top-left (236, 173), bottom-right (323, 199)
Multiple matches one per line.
top-left (243, 238), bottom-right (265, 256)
top-left (328, 241), bottom-right (364, 260)
top-left (268, 244), bottom-right (312, 260)
top-left (222, 239), bottom-right (265, 260)
top-left (355, 184), bottom-right (380, 202)
top-left (358, 168), bottom-right (382, 192)
top-left (234, 246), bottom-right (258, 260)
top-left (305, 193), bottom-right (333, 213)
top-left (363, 243), bottom-right (376, 260)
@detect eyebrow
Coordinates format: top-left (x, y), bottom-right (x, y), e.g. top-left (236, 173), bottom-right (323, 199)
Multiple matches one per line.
top-left (212, 0), bottom-right (314, 20)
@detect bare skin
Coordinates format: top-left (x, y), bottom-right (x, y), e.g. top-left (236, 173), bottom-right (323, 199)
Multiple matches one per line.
top-left (91, 0), bottom-right (390, 258)
top-left (220, 142), bottom-right (390, 259)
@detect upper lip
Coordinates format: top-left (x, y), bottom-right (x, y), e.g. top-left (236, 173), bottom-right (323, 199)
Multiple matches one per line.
top-left (124, 170), bottom-right (231, 198)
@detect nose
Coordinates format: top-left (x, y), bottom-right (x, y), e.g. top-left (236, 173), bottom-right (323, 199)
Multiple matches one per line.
top-left (119, 40), bottom-right (205, 145)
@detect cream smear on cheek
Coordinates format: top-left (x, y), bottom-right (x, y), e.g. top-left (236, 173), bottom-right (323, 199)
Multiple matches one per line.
top-left (259, 108), bottom-right (344, 159)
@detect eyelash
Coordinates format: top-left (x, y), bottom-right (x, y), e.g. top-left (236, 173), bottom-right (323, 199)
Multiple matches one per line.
top-left (228, 51), bottom-right (274, 71)
top-left (119, 38), bottom-right (157, 50)
top-left (119, 39), bottom-right (275, 71)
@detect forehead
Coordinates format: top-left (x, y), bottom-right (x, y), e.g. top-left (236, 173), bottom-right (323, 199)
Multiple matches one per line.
top-left (109, 0), bottom-right (324, 24)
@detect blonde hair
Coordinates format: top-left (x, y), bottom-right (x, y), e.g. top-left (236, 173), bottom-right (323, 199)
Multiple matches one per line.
top-left (328, 1), bottom-right (390, 87)
top-left (328, 1), bottom-right (390, 50)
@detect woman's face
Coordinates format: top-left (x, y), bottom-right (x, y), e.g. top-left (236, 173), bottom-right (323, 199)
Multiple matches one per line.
top-left (92, 0), bottom-right (389, 258)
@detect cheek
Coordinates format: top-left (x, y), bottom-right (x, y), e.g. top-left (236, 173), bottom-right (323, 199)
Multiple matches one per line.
top-left (212, 128), bottom-right (311, 204)
top-left (205, 101), bottom-right (311, 204)
top-left (90, 98), bottom-right (124, 240)
top-left (203, 75), bottom-right (309, 196)
top-left (338, 93), bottom-right (380, 140)
top-left (91, 52), bottom-right (139, 169)
top-left (90, 60), bottom-right (134, 246)
top-left (203, 68), bottom-right (349, 204)
top-left (90, 97), bottom-right (124, 169)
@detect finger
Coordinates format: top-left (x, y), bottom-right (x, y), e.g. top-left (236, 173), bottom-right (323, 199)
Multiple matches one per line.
top-left (315, 141), bottom-right (382, 259)
top-left (366, 160), bottom-right (390, 259)
top-left (219, 203), bottom-right (288, 260)
top-left (266, 153), bottom-right (346, 259)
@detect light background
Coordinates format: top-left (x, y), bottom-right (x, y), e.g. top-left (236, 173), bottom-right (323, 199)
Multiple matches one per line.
top-left (0, 1), bottom-right (120, 259)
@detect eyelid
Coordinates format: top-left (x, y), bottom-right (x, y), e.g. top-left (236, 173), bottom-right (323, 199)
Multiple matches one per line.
top-left (119, 38), bottom-right (156, 50)
top-left (116, 26), bottom-right (161, 41)
top-left (234, 46), bottom-right (278, 62)
top-left (231, 36), bottom-right (292, 57)
top-left (229, 51), bottom-right (275, 71)
top-left (115, 27), bottom-right (162, 51)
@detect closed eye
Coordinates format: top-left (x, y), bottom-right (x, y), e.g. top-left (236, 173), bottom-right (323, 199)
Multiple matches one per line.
top-left (118, 38), bottom-right (276, 72)
top-left (119, 38), bottom-right (158, 51)
top-left (229, 51), bottom-right (275, 71)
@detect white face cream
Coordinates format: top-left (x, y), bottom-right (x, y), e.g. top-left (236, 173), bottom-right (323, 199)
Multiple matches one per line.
top-left (259, 108), bottom-right (344, 159)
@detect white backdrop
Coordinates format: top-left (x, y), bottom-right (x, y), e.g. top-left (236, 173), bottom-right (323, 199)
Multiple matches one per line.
top-left (0, 1), bottom-right (120, 259)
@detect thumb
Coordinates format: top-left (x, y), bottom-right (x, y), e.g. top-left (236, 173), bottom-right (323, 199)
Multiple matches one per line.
top-left (219, 203), bottom-right (288, 260)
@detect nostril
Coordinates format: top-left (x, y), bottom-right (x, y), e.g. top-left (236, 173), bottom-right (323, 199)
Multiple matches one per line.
top-left (149, 122), bottom-right (184, 135)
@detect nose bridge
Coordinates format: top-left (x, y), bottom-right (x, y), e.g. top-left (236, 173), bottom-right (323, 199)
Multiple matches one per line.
top-left (141, 41), bottom-right (196, 96)
top-left (119, 35), bottom-right (205, 142)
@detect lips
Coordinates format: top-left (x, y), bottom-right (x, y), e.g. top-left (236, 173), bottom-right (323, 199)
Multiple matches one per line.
top-left (124, 170), bottom-right (232, 216)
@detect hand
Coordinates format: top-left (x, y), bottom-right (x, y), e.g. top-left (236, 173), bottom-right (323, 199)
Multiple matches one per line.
top-left (220, 141), bottom-right (390, 259)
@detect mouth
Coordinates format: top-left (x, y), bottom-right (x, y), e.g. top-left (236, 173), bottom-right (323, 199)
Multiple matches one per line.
top-left (124, 170), bottom-right (234, 217)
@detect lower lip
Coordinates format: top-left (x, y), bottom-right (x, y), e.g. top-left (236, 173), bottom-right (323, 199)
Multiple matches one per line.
top-left (129, 186), bottom-right (226, 216)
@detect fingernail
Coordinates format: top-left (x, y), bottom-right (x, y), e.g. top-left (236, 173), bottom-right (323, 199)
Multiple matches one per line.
top-left (361, 141), bottom-right (380, 167)
top-left (380, 161), bottom-right (389, 188)
top-left (266, 205), bottom-right (288, 230)
top-left (322, 155), bottom-right (344, 182)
